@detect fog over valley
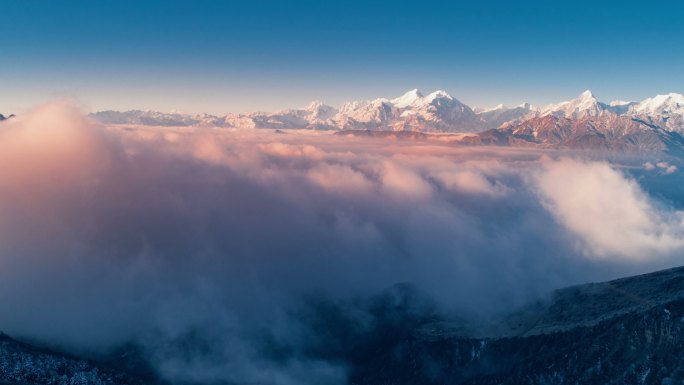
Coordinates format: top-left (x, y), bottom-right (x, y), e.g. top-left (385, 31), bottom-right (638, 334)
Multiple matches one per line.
top-left (1, 102), bottom-right (684, 384)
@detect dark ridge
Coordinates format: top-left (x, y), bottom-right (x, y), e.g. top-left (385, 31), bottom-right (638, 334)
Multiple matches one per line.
top-left (0, 332), bottom-right (158, 385)
top-left (3, 266), bottom-right (684, 384)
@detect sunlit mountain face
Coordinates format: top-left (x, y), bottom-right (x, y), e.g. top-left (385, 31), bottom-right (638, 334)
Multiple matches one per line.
top-left (2, 1), bottom-right (684, 384)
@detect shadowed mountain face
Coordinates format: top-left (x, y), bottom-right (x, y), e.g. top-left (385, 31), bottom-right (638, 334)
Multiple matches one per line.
top-left (352, 302), bottom-right (684, 385)
top-left (4, 266), bottom-right (684, 384)
top-left (0, 333), bottom-right (155, 385)
top-left (349, 266), bottom-right (684, 385)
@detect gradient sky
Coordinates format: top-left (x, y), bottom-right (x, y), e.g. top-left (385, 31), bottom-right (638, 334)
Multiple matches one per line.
top-left (2, 0), bottom-right (683, 114)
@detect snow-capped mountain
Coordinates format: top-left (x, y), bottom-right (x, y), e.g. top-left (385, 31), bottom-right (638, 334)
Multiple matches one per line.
top-left (476, 102), bottom-right (536, 129)
top-left (334, 97), bottom-right (398, 130)
top-left (539, 90), bottom-right (609, 118)
top-left (632, 93), bottom-right (684, 116)
top-left (608, 100), bottom-right (637, 115)
top-left (390, 88), bottom-right (423, 108)
top-left (223, 101), bottom-right (339, 130)
top-left (532, 90), bottom-right (684, 134)
top-left (628, 93), bottom-right (684, 133)
top-left (464, 113), bottom-right (684, 154)
top-left (306, 100), bottom-right (338, 121)
top-left (394, 89), bottom-right (480, 132)
top-left (91, 110), bottom-right (205, 126)
top-left (90, 89), bottom-right (684, 151)
top-left (460, 90), bottom-right (684, 153)
top-left (92, 89), bottom-right (488, 132)
top-left (334, 89), bottom-right (480, 132)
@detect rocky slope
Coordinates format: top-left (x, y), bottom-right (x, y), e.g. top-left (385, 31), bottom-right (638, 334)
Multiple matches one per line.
top-left (460, 114), bottom-right (684, 154)
top-left (349, 265), bottom-right (684, 384)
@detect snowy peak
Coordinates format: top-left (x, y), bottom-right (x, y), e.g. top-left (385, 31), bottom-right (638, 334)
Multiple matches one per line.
top-left (388, 89), bottom-right (454, 108)
top-left (475, 102), bottom-right (536, 129)
top-left (90, 89), bottom-right (684, 135)
top-left (305, 100), bottom-right (326, 111)
top-left (476, 103), bottom-right (534, 114)
top-left (606, 100), bottom-right (637, 115)
top-left (333, 89), bottom-right (476, 132)
top-left (425, 90), bottom-right (453, 101)
top-left (632, 93), bottom-right (684, 116)
top-left (628, 93), bottom-right (684, 133)
top-left (541, 89), bottom-right (607, 118)
top-left (304, 100), bottom-right (338, 121)
top-left (391, 89), bottom-right (424, 108)
top-left (471, 113), bottom-right (684, 154)
top-left (479, 104), bottom-right (506, 113)
top-left (578, 89), bottom-right (595, 100)
top-left (609, 100), bottom-right (634, 107)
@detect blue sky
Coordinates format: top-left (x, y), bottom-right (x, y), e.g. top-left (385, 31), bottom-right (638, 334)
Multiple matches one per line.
top-left (1, 0), bottom-right (683, 114)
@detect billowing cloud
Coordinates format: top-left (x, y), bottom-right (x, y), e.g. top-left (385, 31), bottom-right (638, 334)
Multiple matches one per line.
top-left (1, 102), bottom-right (683, 384)
top-left (535, 158), bottom-right (684, 260)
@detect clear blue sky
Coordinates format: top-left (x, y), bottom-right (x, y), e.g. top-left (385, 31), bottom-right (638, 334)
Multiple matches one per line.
top-left (1, 0), bottom-right (683, 114)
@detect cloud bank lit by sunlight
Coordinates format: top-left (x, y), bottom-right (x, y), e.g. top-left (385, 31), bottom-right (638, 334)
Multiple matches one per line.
top-left (1, 101), bottom-right (683, 384)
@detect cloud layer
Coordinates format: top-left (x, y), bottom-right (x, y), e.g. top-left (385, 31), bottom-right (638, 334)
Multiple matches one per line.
top-left (1, 102), bottom-right (683, 384)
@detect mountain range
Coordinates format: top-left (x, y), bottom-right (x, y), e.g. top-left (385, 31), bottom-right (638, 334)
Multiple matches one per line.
top-left (90, 89), bottom-right (684, 133)
top-left (90, 89), bottom-right (520, 131)
top-left (86, 89), bottom-right (684, 154)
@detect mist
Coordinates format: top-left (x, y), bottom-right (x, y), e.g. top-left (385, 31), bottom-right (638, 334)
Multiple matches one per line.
top-left (1, 101), bottom-right (684, 384)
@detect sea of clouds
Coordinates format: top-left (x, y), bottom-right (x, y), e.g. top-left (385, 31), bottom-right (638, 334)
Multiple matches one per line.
top-left (1, 101), bottom-right (684, 384)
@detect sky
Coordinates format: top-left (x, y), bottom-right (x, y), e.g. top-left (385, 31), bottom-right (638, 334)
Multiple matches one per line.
top-left (1, 0), bottom-right (684, 114)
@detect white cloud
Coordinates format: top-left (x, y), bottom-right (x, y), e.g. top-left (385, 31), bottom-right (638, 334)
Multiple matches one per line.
top-left (535, 158), bottom-right (684, 260)
top-left (644, 160), bottom-right (677, 174)
top-left (656, 161), bottom-right (678, 174)
top-left (380, 159), bottom-right (433, 200)
top-left (307, 163), bottom-right (375, 195)
top-left (2, 102), bottom-right (684, 384)
top-left (432, 169), bottom-right (510, 197)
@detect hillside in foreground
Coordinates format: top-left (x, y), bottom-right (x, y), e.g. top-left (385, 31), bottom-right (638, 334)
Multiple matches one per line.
top-left (3, 265), bottom-right (684, 384)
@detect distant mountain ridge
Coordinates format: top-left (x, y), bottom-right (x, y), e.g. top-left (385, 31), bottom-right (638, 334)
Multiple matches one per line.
top-left (90, 89), bottom-right (684, 133)
top-left (90, 90), bottom-right (684, 154)
top-left (90, 89), bottom-right (527, 132)
top-left (463, 114), bottom-right (684, 155)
